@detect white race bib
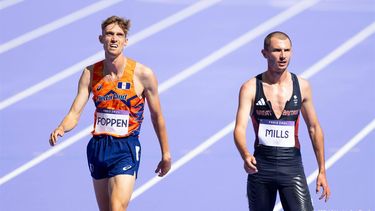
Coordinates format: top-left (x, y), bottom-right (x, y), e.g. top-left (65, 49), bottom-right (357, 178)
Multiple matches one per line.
top-left (94, 109), bottom-right (129, 136)
top-left (258, 119), bottom-right (295, 147)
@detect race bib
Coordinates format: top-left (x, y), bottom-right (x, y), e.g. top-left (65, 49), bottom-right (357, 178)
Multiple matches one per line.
top-left (258, 119), bottom-right (295, 147)
top-left (94, 108), bottom-right (129, 136)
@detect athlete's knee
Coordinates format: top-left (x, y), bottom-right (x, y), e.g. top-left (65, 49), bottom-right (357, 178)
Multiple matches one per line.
top-left (110, 198), bottom-right (130, 211)
top-left (110, 203), bottom-right (128, 211)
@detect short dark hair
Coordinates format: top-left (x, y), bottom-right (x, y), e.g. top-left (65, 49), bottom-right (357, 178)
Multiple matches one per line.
top-left (101, 16), bottom-right (131, 37)
top-left (264, 31), bottom-right (292, 50)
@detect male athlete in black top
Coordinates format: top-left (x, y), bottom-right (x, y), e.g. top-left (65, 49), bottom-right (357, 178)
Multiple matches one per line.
top-left (234, 31), bottom-right (330, 211)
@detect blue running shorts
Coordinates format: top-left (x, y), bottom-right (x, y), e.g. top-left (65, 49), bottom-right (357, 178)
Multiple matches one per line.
top-left (86, 135), bottom-right (141, 180)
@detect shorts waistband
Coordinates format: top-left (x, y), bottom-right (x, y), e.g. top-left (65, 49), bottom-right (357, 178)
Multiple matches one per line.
top-left (254, 144), bottom-right (301, 158)
top-left (92, 134), bottom-right (139, 141)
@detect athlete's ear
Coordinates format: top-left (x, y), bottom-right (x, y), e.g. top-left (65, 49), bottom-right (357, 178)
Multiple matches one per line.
top-left (261, 49), bottom-right (267, 58)
top-left (99, 35), bottom-right (103, 44)
top-left (124, 38), bottom-right (128, 47)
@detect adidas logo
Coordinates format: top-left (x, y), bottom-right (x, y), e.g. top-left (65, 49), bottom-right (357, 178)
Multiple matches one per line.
top-left (256, 98), bottom-right (266, 106)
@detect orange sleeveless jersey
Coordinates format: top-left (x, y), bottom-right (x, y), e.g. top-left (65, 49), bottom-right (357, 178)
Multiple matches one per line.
top-left (91, 58), bottom-right (145, 137)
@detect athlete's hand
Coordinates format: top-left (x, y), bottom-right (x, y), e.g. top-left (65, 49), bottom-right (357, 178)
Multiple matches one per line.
top-left (244, 155), bottom-right (258, 174)
top-left (155, 156), bottom-right (171, 177)
top-left (49, 126), bottom-right (65, 146)
top-left (316, 172), bottom-right (330, 202)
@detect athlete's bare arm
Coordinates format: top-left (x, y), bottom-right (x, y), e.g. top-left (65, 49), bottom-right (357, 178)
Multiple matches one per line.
top-left (135, 64), bottom-right (171, 177)
top-left (234, 78), bottom-right (258, 174)
top-left (49, 67), bottom-right (92, 146)
top-left (299, 77), bottom-right (330, 202)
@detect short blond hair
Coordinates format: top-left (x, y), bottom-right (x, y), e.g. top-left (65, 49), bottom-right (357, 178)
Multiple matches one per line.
top-left (101, 16), bottom-right (131, 37)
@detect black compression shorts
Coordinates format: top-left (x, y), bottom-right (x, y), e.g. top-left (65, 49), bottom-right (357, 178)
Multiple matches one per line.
top-left (247, 145), bottom-right (313, 211)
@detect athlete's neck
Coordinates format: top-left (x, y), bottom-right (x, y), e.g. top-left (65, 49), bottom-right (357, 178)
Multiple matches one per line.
top-left (263, 69), bottom-right (289, 85)
top-left (103, 55), bottom-right (127, 76)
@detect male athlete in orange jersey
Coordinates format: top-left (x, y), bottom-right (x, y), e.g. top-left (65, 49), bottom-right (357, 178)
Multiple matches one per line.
top-left (49, 16), bottom-right (171, 211)
top-left (234, 31), bottom-right (330, 211)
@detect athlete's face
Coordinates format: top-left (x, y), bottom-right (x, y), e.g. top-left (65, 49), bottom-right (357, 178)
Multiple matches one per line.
top-left (99, 23), bottom-right (128, 58)
top-left (262, 37), bottom-right (292, 73)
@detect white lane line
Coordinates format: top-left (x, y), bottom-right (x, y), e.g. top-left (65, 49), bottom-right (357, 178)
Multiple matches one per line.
top-left (0, 0), bottom-right (316, 186)
top-left (131, 20), bottom-right (375, 200)
top-left (273, 118), bottom-right (375, 211)
top-left (0, 0), bottom-right (223, 186)
top-left (0, 0), bottom-right (222, 110)
top-left (0, 0), bottom-right (122, 54)
top-left (131, 121), bottom-right (236, 200)
top-left (0, 0), bottom-right (320, 188)
top-left (0, 127), bottom-right (92, 186)
top-left (301, 21), bottom-right (375, 79)
top-left (0, 0), bottom-right (22, 10)
top-left (0, 0), bottom-right (123, 54)
top-left (133, 0), bottom-right (328, 199)
top-left (159, 0), bottom-right (320, 92)
top-left (129, 0), bottom-right (222, 45)
top-left (308, 119), bottom-right (375, 184)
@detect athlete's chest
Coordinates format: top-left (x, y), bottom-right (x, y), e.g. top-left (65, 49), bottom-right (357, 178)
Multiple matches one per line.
top-left (93, 77), bottom-right (133, 95)
top-left (262, 82), bottom-right (293, 118)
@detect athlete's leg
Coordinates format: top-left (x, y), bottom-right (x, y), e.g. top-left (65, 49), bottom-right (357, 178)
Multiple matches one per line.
top-left (93, 178), bottom-right (110, 211)
top-left (278, 174), bottom-right (313, 211)
top-left (88, 136), bottom-right (110, 211)
top-left (247, 174), bottom-right (277, 211)
top-left (108, 174), bottom-right (136, 211)
top-left (276, 147), bottom-right (313, 211)
top-left (247, 146), bottom-right (279, 211)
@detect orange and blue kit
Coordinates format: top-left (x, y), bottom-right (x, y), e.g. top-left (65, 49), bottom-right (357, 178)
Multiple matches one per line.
top-left (86, 58), bottom-right (144, 179)
top-left (91, 58), bottom-right (145, 138)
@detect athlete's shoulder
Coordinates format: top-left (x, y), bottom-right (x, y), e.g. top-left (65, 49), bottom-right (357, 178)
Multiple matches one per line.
top-left (241, 76), bottom-right (257, 91)
top-left (296, 75), bottom-right (311, 91)
top-left (296, 75), bottom-right (313, 102)
top-left (239, 76), bottom-right (257, 101)
top-left (85, 64), bottom-right (94, 72)
top-left (133, 59), bottom-right (155, 80)
top-left (85, 60), bottom-right (104, 72)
